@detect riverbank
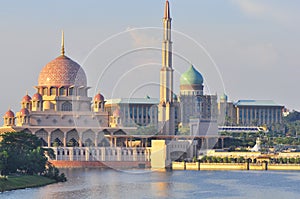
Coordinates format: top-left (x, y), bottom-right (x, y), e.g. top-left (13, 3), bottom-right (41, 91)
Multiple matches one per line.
top-left (0, 175), bottom-right (56, 192)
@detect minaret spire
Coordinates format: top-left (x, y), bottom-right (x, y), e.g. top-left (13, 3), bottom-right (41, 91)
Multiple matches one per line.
top-left (164, 0), bottom-right (170, 19)
top-left (61, 30), bottom-right (65, 56)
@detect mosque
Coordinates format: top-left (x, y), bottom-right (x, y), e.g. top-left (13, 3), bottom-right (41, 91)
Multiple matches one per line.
top-left (1, 0), bottom-right (217, 144)
top-left (0, 1), bottom-right (223, 168)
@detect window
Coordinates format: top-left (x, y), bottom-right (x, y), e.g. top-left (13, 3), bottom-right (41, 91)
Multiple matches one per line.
top-left (62, 101), bottom-right (72, 111)
top-left (59, 87), bottom-right (67, 96)
top-left (50, 87), bottom-right (57, 96)
top-left (43, 87), bottom-right (48, 96)
top-left (69, 87), bottom-right (74, 96)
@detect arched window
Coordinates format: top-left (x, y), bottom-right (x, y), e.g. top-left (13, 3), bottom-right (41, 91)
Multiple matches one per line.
top-left (43, 87), bottom-right (48, 96)
top-left (59, 87), bottom-right (67, 96)
top-left (62, 101), bottom-right (72, 111)
top-left (69, 87), bottom-right (74, 96)
top-left (50, 87), bottom-right (57, 96)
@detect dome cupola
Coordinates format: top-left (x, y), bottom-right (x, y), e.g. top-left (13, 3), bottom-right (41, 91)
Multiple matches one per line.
top-left (38, 31), bottom-right (87, 87)
top-left (180, 65), bottom-right (203, 86)
top-left (38, 55), bottom-right (87, 87)
top-left (22, 94), bottom-right (32, 103)
top-left (4, 109), bottom-right (15, 118)
top-left (19, 108), bottom-right (30, 116)
top-left (32, 93), bottom-right (43, 101)
top-left (94, 93), bottom-right (105, 102)
top-left (3, 109), bottom-right (15, 127)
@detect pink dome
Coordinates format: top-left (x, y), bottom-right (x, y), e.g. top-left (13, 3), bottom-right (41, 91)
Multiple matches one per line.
top-left (22, 94), bottom-right (31, 102)
top-left (38, 55), bottom-right (87, 87)
top-left (19, 108), bottom-right (29, 116)
top-left (4, 109), bottom-right (15, 118)
top-left (94, 93), bottom-right (105, 102)
top-left (32, 93), bottom-right (43, 101)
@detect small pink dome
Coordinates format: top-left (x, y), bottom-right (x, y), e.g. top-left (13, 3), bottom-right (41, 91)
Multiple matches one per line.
top-left (32, 93), bottom-right (43, 101)
top-left (22, 94), bottom-right (32, 102)
top-left (4, 109), bottom-right (15, 118)
top-left (19, 108), bottom-right (29, 116)
top-left (94, 93), bottom-right (105, 102)
top-left (113, 109), bottom-right (121, 117)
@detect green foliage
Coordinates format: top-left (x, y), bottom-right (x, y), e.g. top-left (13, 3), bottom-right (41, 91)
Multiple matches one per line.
top-left (0, 131), bottom-right (48, 175)
top-left (285, 111), bottom-right (300, 123)
top-left (178, 126), bottom-right (190, 135)
top-left (133, 125), bottom-right (158, 135)
top-left (200, 156), bottom-right (245, 163)
top-left (0, 131), bottom-right (66, 183)
top-left (0, 175), bottom-right (55, 192)
top-left (43, 163), bottom-right (67, 182)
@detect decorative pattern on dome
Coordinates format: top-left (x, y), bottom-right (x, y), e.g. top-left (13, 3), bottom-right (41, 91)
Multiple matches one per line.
top-left (180, 65), bottom-right (203, 86)
top-left (38, 55), bottom-right (87, 87)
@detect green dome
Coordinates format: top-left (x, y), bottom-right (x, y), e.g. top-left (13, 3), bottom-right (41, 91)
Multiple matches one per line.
top-left (220, 93), bottom-right (228, 101)
top-left (180, 65), bottom-right (203, 85)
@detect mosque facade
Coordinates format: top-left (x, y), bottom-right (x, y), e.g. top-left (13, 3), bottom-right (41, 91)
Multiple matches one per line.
top-left (1, 0), bottom-right (218, 140)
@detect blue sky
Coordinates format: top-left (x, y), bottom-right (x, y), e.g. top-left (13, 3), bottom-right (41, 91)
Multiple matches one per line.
top-left (0, 0), bottom-right (300, 116)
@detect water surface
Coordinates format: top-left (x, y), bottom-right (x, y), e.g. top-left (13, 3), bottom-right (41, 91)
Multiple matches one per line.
top-left (1, 168), bottom-right (300, 199)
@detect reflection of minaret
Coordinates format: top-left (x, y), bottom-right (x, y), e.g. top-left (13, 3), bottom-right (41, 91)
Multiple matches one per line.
top-left (158, 0), bottom-right (175, 135)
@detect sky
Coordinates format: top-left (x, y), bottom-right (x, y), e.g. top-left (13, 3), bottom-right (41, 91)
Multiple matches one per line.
top-left (0, 0), bottom-right (300, 118)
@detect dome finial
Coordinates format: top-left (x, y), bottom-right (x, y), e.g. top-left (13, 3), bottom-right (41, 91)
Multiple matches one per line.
top-left (61, 30), bottom-right (65, 56)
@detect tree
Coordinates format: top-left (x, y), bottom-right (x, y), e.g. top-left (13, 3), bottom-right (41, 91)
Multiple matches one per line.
top-left (0, 131), bottom-right (47, 175)
top-left (285, 111), bottom-right (300, 122)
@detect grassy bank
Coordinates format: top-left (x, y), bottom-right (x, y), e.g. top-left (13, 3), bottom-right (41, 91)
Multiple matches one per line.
top-left (0, 175), bottom-right (56, 192)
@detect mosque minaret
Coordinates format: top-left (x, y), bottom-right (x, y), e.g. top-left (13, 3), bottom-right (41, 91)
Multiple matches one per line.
top-left (158, 0), bottom-right (176, 135)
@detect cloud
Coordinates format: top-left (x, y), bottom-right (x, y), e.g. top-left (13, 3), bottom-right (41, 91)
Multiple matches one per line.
top-left (126, 27), bottom-right (160, 48)
top-left (231, 0), bottom-right (291, 24)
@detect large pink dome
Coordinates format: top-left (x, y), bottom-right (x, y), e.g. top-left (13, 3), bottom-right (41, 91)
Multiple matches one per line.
top-left (38, 55), bottom-right (87, 87)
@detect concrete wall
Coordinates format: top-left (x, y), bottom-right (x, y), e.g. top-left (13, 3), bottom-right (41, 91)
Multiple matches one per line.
top-left (151, 140), bottom-right (167, 169)
top-left (172, 162), bottom-right (300, 171)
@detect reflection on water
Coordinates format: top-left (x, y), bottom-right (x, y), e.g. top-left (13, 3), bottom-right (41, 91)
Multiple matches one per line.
top-left (1, 169), bottom-right (300, 199)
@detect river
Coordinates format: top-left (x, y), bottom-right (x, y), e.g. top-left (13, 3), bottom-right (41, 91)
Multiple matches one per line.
top-left (1, 168), bottom-right (300, 199)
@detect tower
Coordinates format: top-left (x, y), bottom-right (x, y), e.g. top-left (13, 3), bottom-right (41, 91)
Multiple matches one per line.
top-left (158, 0), bottom-right (175, 135)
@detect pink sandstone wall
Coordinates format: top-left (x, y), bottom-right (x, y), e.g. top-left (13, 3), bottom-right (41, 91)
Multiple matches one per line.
top-left (50, 160), bottom-right (151, 169)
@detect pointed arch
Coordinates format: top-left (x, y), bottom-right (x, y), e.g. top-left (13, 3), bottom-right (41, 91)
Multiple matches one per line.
top-left (35, 129), bottom-right (48, 147)
top-left (51, 129), bottom-right (64, 147)
top-left (62, 101), bottom-right (72, 111)
top-left (82, 130), bottom-right (95, 147)
top-left (66, 129), bottom-right (79, 147)
top-left (113, 129), bottom-right (126, 135)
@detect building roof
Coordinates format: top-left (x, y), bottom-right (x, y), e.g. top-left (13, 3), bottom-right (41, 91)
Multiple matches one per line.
top-left (234, 100), bottom-right (283, 107)
top-left (0, 127), bottom-right (16, 134)
top-left (220, 93), bottom-right (228, 101)
top-left (22, 94), bottom-right (32, 102)
top-left (4, 109), bottom-right (15, 118)
top-left (180, 65), bottom-right (203, 86)
top-left (38, 55), bottom-right (87, 87)
top-left (94, 93), bottom-right (105, 102)
top-left (32, 93), bottom-right (43, 101)
top-left (106, 98), bottom-right (159, 105)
